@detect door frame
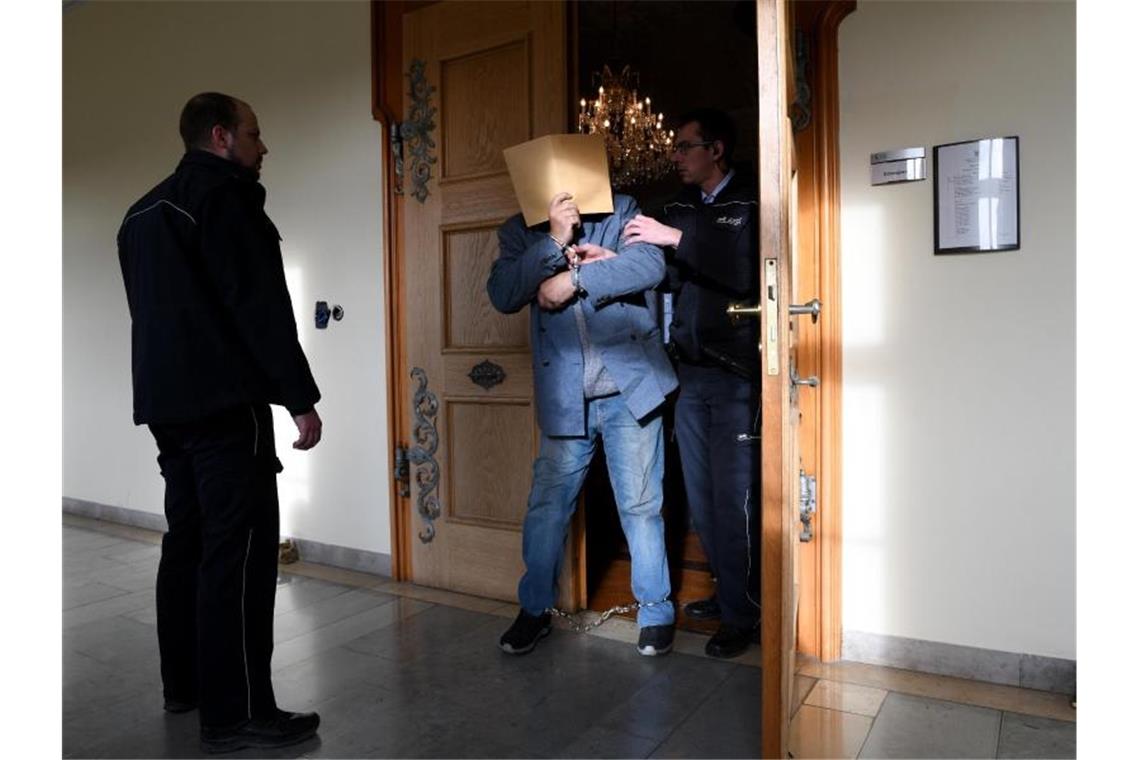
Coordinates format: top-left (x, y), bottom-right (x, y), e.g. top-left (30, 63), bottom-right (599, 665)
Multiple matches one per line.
top-left (370, 0), bottom-right (416, 579)
top-left (791, 0), bottom-right (856, 663)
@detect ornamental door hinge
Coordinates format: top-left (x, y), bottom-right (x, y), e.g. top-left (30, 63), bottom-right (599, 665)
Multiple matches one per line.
top-left (799, 469), bottom-right (818, 542)
top-left (393, 443), bottom-right (410, 498)
top-left (389, 59), bottom-right (437, 202)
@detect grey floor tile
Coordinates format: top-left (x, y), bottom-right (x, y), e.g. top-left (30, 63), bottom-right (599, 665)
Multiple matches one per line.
top-left (598, 651), bottom-right (736, 741)
top-left (271, 596), bottom-right (431, 669)
top-left (272, 645), bottom-right (408, 709)
top-left (299, 681), bottom-right (529, 759)
top-left (859, 692), bottom-right (1002, 758)
top-left (557, 724), bottom-right (662, 759)
top-left (63, 683), bottom-right (168, 758)
top-left (273, 587), bottom-right (398, 643)
top-left (64, 587), bottom-right (154, 629)
top-left (341, 602), bottom-right (502, 663)
top-left (273, 576), bottom-right (356, 616)
top-left (649, 665), bottom-right (761, 759)
top-left (123, 604), bottom-right (159, 626)
top-left (434, 631), bottom-right (678, 757)
top-left (64, 581), bottom-right (133, 609)
top-left (85, 561), bottom-right (160, 592)
top-left (63, 649), bottom-right (155, 719)
top-left (99, 542), bottom-right (162, 564)
top-left (996, 711), bottom-right (1076, 759)
top-left (64, 551), bottom-right (135, 575)
top-left (65, 614), bottom-right (160, 673)
top-left (63, 531), bottom-right (133, 553)
top-left (68, 708), bottom-right (202, 759)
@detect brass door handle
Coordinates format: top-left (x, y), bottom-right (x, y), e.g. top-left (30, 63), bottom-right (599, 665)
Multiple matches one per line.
top-left (790, 298), bottom-right (822, 323)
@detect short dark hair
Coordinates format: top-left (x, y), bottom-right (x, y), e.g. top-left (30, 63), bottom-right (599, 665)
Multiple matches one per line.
top-left (179, 92), bottom-right (240, 152)
top-left (677, 108), bottom-right (737, 164)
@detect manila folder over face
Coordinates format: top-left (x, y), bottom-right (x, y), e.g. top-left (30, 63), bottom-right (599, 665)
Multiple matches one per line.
top-left (503, 134), bottom-right (614, 227)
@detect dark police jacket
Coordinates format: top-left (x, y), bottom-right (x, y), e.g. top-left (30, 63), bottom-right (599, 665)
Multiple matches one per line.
top-left (117, 150), bottom-right (320, 425)
top-left (661, 169), bottom-right (760, 376)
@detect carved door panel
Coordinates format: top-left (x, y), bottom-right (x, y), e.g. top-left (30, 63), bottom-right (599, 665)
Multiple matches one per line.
top-left (401, 1), bottom-right (568, 601)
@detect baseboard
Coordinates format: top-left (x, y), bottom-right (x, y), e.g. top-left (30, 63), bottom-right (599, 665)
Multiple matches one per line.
top-left (287, 537), bottom-right (392, 577)
top-left (63, 497), bottom-right (168, 532)
top-left (62, 497), bottom-right (392, 579)
top-left (843, 629), bottom-right (1076, 696)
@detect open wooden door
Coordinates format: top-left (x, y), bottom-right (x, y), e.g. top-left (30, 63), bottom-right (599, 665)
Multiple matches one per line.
top-left (395, 1), bottom-right (571, 602)
top-left (757, 0), bottom-right (803, 756)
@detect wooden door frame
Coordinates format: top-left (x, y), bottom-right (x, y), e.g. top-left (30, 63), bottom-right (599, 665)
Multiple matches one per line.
top-left (791, 0), bottom-right (856, 663)
top-left (371, 0), bottom-right (413, 579)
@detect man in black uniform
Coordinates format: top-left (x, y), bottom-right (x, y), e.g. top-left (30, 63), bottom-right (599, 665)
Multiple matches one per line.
top-left (118, 92), bottom-right (323, 752)
top-left (622, 108), bottom-right (761, 659)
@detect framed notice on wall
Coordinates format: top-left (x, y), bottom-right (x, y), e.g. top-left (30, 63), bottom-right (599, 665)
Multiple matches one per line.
top-left (933, 136), bottom-right (1020, 254)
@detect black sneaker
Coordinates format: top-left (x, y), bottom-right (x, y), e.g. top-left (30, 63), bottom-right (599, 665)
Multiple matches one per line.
top-left (200, 709), bottom-right (320, 754)
top-left (682, 596), bottom-right (722, 621)
top-left (637, 624), bottom-right (674, 656)
top-left (499, 609), bottom-right (552, 655)
top-left (705, 623), bottom-right (753, 659)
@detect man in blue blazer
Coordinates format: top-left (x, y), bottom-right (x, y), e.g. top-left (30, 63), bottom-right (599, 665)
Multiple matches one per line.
top-left (488, 190), bottom-right (679, 656)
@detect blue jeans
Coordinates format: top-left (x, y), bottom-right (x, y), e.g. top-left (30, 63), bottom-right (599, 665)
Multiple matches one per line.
top-left (518, 394), bottom-right (674, 627)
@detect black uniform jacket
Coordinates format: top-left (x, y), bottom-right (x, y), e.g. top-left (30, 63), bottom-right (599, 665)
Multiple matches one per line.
top-left (117, 150), bottom-right (320, 425)
top-left (661, 168), bottom-right (761, 376)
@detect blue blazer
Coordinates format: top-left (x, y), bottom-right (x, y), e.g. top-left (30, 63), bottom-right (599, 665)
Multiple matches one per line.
top-left (488, 194), bottom-right (678, 436)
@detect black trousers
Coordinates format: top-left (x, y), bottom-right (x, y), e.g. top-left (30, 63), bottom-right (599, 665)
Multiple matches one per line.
top-left (674, 362), bottom-right (762, 628)
top-left (148, 403), bottom-right (282, 729)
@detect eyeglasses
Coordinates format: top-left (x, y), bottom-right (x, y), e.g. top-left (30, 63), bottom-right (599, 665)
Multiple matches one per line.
top-left (672, 140), bottom-right (714, 155)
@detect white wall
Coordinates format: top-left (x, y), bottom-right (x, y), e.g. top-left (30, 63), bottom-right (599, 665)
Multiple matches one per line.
top-left (839, 1), bottom-right (1074, 658)
top-left (63, 1), bottom-right (391, 556)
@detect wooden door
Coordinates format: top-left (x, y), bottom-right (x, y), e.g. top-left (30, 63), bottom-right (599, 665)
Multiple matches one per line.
top-left (400, 1), bottom-right (569, 601)
top-left (757, 0), bottom-right (803, 755)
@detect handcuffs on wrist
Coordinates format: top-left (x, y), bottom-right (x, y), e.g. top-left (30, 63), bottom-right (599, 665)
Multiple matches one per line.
top-left (550, 233), bottom-right (586, 297)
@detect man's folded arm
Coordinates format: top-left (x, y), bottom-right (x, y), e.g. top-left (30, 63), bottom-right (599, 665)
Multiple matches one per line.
top-left (578, 197), bottom-right (666, 305)
top-left (199, 186), bottom-right (320, 415)
top-left (487, 220), bottom-right (567, 314)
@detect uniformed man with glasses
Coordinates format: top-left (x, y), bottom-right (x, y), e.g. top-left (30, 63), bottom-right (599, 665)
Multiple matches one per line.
top-left (621, 108), bottom-right (761, 659)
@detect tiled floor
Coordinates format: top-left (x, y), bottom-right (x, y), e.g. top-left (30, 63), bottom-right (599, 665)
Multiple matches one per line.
top-left (62, 515), bottom-right (1075, 758)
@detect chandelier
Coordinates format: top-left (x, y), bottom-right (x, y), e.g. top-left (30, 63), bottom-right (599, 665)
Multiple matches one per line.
top-left (577, 65), bottom-right (674, 188)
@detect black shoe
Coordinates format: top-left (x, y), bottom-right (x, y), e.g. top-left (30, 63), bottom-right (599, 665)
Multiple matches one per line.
top-left (499, 609), bottom-right (552, 655)
top-left (705, 623), bottom-right (754, 659)
top-left (163, 697), bottom-right (197, 714)
top-left (200, 709), bottom-right (320, 754)
top-left (637, 624), bottom-right (674, 656)
top-left (683, 596), bottom-right (722, 621)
